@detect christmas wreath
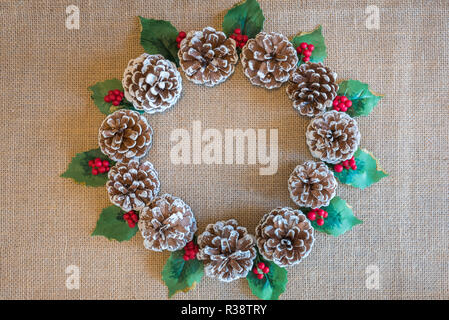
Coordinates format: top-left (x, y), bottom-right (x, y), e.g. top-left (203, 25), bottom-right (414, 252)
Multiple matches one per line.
top-left (61, 0), bottom-right (387, 300)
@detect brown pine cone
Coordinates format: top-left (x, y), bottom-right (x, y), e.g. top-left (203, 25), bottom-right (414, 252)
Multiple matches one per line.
top-left (287, 62), bottom-right (338, 117)
top-left (106, 159), bottom-right (160, 211)
top-left (288, 161), bottom-right (337, 208)
top-left (256, 207), bottom-right (315, 267)
top-left (241, 31), bottom-right (298, 89)
top-left (138, 194), bottom-right (197, 252)
top-left (98, 109), bottom-right (153, 163)
top-left (122, 53), bottom-right (182, 114)
top-left (178, 27), bottom-right (238, 87)
top-left (306, 110), bottom-right (361, 164)
top-left (197, 219), bottom-right (256, 282)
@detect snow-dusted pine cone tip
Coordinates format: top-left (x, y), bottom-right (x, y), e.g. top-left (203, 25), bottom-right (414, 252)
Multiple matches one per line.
top-left (288, 161), bottom-right (337, 209)
top-left (256, 207), bottom-right (314, 267)
top-left (197, 219), bottom-right (256, 282)
top-left (306, 110), bottom-right (361, 164)
top-left (241, 31), bottom-right (298, 89)
top-left (98, 109), bottom-right (153, 163)
top-left (138, 194), bottom-right (197, 252)
top-left (178, 27), bottom-right (238, 87)
top-left (122, 53), bottom-right (182, 114)
top-left (106, 159), bottom-right (160, 212)
top-left (287, 62), bottom-right (338, 117)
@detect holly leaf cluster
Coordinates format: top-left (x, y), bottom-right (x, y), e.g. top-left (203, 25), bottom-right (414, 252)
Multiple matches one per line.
top-left (291, 25), bottom-right (327, 64)
top-left (332, 148), bottom-right (388, 189)
top-left (162, 247), bottom-right (204, 298)
top-left (222, 0), bottom-right (265, 39)
top-left (337, 79), bottom-right (383, 117)
top-left (91, 206), bottom-right (139, 242)
top-left (61, 148), bottom-right (115, 187)
top-left (246, 250), bottom-right (288, 300)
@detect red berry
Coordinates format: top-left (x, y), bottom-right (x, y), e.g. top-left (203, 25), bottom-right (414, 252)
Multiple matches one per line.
top-left (189, 252), bottom-right (196, 259)
top-left (128, 221), bottom-right (136, 228)
top-left (334, 106), bottom-right (341, 111)
top-left (239, 42), bottom-right (245, 48)
top-left (115, 95), bottom-right (123, 102)
top-left (351, 164), bottom-right (357, 170)
top-left (108, 90), bottom-right (113, 95)
top-left (257, 274), bottom-right (264, 280)
top-left (349, 158), bottom-right (356, 166)
top-left (333, 100), bottom-right (339, 107)
top-left (317, 219), bottom-right (324, 226)
top-left (308, 44), bottom-right (315, 51)
top-left (131, 214), bottom-right (138, 223)
top-left (322, 211), bottom-right (328, 218)
top-left (112, 100), bottom-right (120, 106)
top-left (307, 211), bottom-right (316, 221)
top-left (88, 160), bottom-right (95, 167)
top-left (176, 36), bottom-right (182, 43)
top-left (334, 164), bottom-right (343, 172)
top-left (95, 158), bottom-right (102, 167)
top-left (234, 28), bottom-right (241, 34)
top-left (113, 89), bottom-right (120, 96)
top-left (257, 262), bottom-right (265, 269)
top-left (179, 31), bottom-right (186, 38)
top-left (243, 35), bottom-right (248, 42)
top-left (296, 47), bottom-right (302, 54)
top-left (109, 94), bottom-right (116, 101)
top-left (342, 160), bottom-right (349, 168)
top-left (177, 43), bottom-right (181, 49)
top-left (263, 267), bottom-right (270, 274)
top-left (253, 268), bottom-right (259, 275)
top-left (341, 96), bottom-right (348, 102)
top-left (338, 102), bottom-right (346, 109)
top-left (300, 42), bottom-right (308, 49)
top-left (341, 106), bottom-right (348, 112)
top-left (230, 34), bottom-right (236, 40)
top-left (92, 168), bottom-right (98, 175)
top-left (345, 100), bottom-right (352, 107)
top-left (236, 34), bottom-right (243, 42)
top-left (303, 50), bottom-right (312, 57)
top-left (303, 57), bottom-right (310, 62)
top-left (104, 96), bottom-right (111, 103)
top-left (98, 166), bottom-right (106, 174)
top-left (317, 209), bottom-right (325, 216)
top-left (102, 160), bottom-right (109, 167)
top-left (183, 255), bottom-right (189, 261)
top-left (105, 166), bottom-right (110, 172)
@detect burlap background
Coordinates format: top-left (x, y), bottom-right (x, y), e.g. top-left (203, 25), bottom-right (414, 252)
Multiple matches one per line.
top-left (0, 0), bottom-right (448, 300)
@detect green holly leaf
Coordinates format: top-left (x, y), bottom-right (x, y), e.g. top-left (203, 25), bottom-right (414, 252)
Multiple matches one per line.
top-left (139, 17), bottom-right (179, 67)
top-left (291, 25), bottom-right (327, 65)
top-left (332, 148), bottom-right (388, 189)
top-left (91, 206), bottom-right (138, 242)
top-left (303, 197), bottom-right (362, 237)
top-left (162, 249), bottom-right (204, 298)
top-left (222, 0), bottom-right (265, 38)
top-left (337, 79), bottom-right (383, 117)
top-left (247, 251), bottom-right (288, 300)
top-left (61, 148), bottom-right (115, 187)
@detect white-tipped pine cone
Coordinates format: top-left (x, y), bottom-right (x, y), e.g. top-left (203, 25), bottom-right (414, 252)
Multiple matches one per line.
top-left (138, 194), bottom-right (197, 252)
top-left (98, 109), bottom-right (153, 163)
top-left (306, 110), bottom-right (361, 164)
top-left (256, 207), bottom-right (315, 267)
top-left (197, 219), bottom-right (256, 282)
top-left (288, 161), bottom-right (337, 208)
top-left (106, 159), bottom-right (160, 211)
top-left (178, 27), bottom-right (238, 87)
top-left (287, 62), bottom-right (338, 117)
top-left (241, 31), bottom-right (298, 89)
top-left (122, 53), bottom-right (182, 114)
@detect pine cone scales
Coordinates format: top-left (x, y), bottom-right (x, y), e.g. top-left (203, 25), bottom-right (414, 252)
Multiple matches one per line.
top-left (287, 62), bottom-right (338, 117)
top-left (256, 208), bottom-right (314, 267)
top-left (106, 159), bottom-right (160, 211)
top-left (197, 219), bottom-right (256, 282)
top-left (123, 54), bottom-right (182, 114)
top-left (306, 110), bottom-right (361, 164)
top-left (288, 161), bottom-right (337, 208)
top-left (241, 32), bottom-right (298, 89)
top-left (138, 194), bottom-right (197, 252)
top-left (98, 109), bottom-right (153, 163)
top-left (178, 27), bottom-right (238, 87)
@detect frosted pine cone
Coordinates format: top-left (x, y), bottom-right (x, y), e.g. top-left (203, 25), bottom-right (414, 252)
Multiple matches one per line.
top-left (122, 53), bottom-right (182, 114)
top-left (197, 219), bottom-right (256, 282)
top-left (138, 194), bottom-right (197, 252)
top-left (98, 109), bottom-right (153, 163)
top-left (178, 27), bottom-right (238, 87)
top-left (287, 62), bottom-right (338, 117)
top-left (241, 32), bottom-right (298, 89)
top-left (288, 161), bottom-right (337, 208)
top-left (106, 159), bottom-right (160, 211)
top-left (306, 110), bottom-right (361, 164)
top-left (256, 207), bottom-right (314, 267)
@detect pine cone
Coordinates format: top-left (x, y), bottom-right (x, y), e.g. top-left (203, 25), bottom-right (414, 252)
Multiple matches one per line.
top-left (106, 159), bottom-right (160, 211)
top-left (306, 110), bottom-right (361, 164)
top-left (197, 219), bottom-right (256, 282)
top-left (287, 62), bottom-right (338, 117)
top-left (288, 161), bottom-right (337, 208)
top-left (241, 32), bottom-right (298, 89)
top-left (98, 109), bottom-right (153, 163)
top-left (256, 207), bottom-right (314, 267)
top-left (122, 53), bottom-right (182, 114)
top-left (178, 27), bottom-right (238, 87)
top-left (138, 194), bottom-right (197, 252)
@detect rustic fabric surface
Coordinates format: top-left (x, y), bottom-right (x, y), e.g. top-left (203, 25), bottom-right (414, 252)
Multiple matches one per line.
top-left (1, 0), bottom-right (448, 300)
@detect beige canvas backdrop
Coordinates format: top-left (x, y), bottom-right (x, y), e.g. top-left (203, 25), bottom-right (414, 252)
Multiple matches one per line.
top-left (0, 0), bottom-right (448, 300)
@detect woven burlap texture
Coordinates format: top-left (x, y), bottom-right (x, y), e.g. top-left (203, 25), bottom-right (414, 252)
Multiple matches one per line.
top-left (0, 0), bottom-right (448, 299)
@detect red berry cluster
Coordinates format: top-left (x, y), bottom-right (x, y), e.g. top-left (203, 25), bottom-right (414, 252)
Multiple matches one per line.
top-left (252, 262), bottom-right (270, 280)
top-left (334, 156), bottom-right (357, 173)
top-left (229, 28), bottom-right (248, 49)
top-left (333, 95), bottom-right (352, 112)
top-left (88, 158), bottom-right (110, 175)
top-left (296, 42), bottom-right (315, 63)
top-left (183, 241), bottom-right (199, 261)
top-left (176, 31), bottom-right (187, 49)
top-left (104, 89), bottom-right (124, 106)
top-left (123, 210), bottom-right (138, 228)
top-left (307, 208), bottom-right (328, 226)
